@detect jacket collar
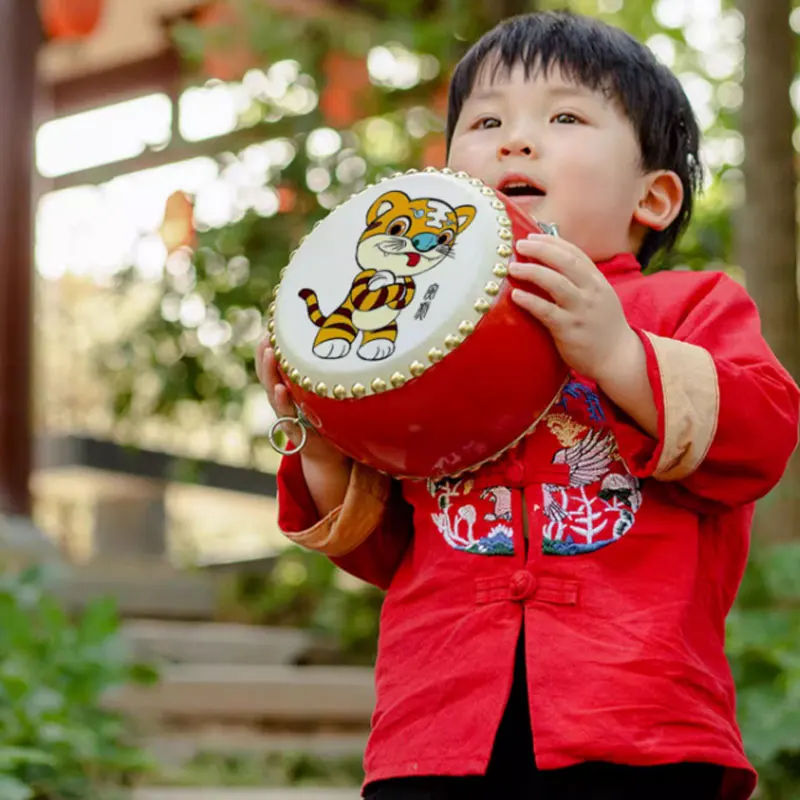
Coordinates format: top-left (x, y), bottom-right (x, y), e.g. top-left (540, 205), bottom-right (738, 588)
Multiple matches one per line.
top-left (595, 251), bottom-right (642, 281)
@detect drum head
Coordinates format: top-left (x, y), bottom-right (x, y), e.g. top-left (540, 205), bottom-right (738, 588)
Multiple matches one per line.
top-left (272, 169), bottom-right (513, 399)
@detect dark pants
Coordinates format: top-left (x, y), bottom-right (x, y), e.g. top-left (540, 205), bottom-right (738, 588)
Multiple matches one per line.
top-left (364, 633), bottom-right (724, 800)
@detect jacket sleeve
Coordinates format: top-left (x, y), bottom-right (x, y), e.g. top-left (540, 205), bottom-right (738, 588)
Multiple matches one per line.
top-left (607, 272), bottom-right (800, 509)
top-left (276, 450), bottom-right (413, 589)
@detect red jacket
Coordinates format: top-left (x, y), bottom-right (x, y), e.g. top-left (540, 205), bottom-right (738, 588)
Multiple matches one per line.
top-left (277, 253), bottom-right (799, 799)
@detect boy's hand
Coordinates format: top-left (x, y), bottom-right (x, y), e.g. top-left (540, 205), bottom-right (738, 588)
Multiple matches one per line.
top-left (509, 234), bottom-right (640, 384)
top-left (255, 338), bottom-right (349, 466)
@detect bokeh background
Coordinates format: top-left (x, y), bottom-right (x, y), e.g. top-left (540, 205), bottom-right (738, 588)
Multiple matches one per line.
top-left (0, 0), bottom-right (797, 797)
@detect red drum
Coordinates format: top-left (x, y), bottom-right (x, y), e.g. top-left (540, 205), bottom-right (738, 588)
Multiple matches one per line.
top-left (267, 168), bottom-right (568, 480)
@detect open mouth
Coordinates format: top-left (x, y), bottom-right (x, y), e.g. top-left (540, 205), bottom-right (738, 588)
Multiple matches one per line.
top-left (406, 253), bottom-right (421, 267)
top-left (498, 177), bottom-right (546, 198)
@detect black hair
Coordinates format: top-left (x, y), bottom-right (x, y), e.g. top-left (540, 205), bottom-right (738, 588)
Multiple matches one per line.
top-left (445, 11), bottom-right (703, 267)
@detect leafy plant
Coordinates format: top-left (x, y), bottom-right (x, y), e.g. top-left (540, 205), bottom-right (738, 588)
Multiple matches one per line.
top-left (217, 546), bottom-right (383, 665)
top-left (0, 566), bottom-right (158, 800)
top-left (727, 543), bottom-right (800, 800)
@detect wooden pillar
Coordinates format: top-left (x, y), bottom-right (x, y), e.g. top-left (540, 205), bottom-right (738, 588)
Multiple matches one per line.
top-left (0, 1), bottom-right (40, 517)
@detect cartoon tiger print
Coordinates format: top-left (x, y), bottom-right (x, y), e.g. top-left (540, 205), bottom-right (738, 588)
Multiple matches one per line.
top-left (299, 190), bottom-right (476, 362)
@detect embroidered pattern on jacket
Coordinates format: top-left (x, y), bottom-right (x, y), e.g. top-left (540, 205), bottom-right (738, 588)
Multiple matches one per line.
top-left (430, 480), bottom-right (514, 556)
top-left (557, 380), bottom-right (605, 423)
top-left (542, 385), bottom-right (642, 556)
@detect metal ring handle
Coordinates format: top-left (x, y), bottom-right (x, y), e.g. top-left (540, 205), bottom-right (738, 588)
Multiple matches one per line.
top-left (538, 221), bottom-right (560, 238)
top-left (268, 415), bottom-right (308, 456)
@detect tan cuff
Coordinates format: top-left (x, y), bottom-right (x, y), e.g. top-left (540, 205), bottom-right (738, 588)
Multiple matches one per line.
top-left (283, 461), bottom-right (392, 557)
top-left (646, 333), bottom-right (720, 481)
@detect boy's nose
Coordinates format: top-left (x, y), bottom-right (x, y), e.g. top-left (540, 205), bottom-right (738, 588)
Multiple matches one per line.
top-left (498, 139), bottom-right (537, 159)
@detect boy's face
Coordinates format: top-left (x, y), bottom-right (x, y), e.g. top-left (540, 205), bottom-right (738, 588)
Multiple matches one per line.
top-left (447, 61), bottom-right (650, 262)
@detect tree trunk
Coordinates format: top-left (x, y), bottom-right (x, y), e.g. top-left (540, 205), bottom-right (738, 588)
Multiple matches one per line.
top-left (0, 0), bottom-right (40, 516)
top-left (737, 0), bottom-right (800, 541)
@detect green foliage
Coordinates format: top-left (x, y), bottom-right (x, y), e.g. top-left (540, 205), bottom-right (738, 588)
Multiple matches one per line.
top-left (727, 543), bottom-right (800, 799)
top-left (218, 546), bottom-right (383, 665)
top-left (0, 566), bottom-right (158, 800)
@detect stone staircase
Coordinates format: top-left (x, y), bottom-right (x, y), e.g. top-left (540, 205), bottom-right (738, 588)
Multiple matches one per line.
top-left (115, 619), bottom-right (373, 797)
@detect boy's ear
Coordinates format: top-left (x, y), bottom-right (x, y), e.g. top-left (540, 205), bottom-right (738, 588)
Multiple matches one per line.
top-left (633, 170), bottom-right (684, 232)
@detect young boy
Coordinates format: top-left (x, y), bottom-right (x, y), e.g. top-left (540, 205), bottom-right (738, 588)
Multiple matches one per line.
top-left (257, 11), bottom-right (799, 800)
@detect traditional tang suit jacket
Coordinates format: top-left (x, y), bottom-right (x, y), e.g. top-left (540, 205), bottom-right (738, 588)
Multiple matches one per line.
top-left (276, 253), bottom-right (800, 799)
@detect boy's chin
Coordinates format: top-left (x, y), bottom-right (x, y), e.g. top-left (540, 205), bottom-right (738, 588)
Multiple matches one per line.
top-left (504, 195), bottom-right (547, 218)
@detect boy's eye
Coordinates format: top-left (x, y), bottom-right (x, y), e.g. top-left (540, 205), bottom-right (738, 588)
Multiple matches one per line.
top-left (552, 113), bottom-right (581, 124)
top-left (475, 117), bottom-right (501, 130)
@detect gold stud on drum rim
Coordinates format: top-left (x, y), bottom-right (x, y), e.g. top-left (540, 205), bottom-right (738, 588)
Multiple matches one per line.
top-left (351, 383), bottom-right (366, 398)
top-left (269, 334), bottom-right (277, 347)
top-left (497, 245), bottom-right (513, 258)
top-left (428, 347), bottom-right (444, 363)
top-left (333, 384), bottom-right (348, 400)
top-left (498, 215), bottom-right (512, 227)
top-left (475, 298), bottom-right (491, 314)
top-left (445, 334), bottom-right (462, 350)
top-left (492, 200), bottom-right (506, 210)
top-left (267, 319), bottom-right (275, 333)
top-left (273, 346), bottom-right (281, 360)
top-left (390, 372), bottom-right (407, 388)
top-left (268, 302), bottom-right (276, 316)
top-left (302, 377), bottom-right (313, 391)
top-left (290, 369), bottom-right (301, 382)
top-left (493, 263), bottom-right (509, 278)
top-left (371, 378), bottom-right (388, 393)
top-left (458, 321), bottom-right (475, 336)
top-left (481, 187), bottom-right (496, 196)
top-left (410, 361), bottom-right (425, 377)
top-left (315, 382), bottom-right (328, 397)
top-left (498, 229), bottom-right (513, 241)
top-left (280, 358), bottom-right (290, 372)
top-left (455, 171), bottom-right (469, 179)
top-left (485, 281), bottom-right (501, 297)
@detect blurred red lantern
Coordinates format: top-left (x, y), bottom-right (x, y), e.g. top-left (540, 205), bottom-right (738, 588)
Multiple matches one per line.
top-left (159, 191), bottom-right (196, 254)
top-left (320, 52), bottom-right (371, 129)
top-left (277, 185), bottom-right (297, 214)
top-left (196, 2), bottom-right (260, 81)
top-left (422, 134), bottom-right (447, 169)
top-left (432, 83), bottom-right (449, 119)
top-left (40, 0), bottom-right (104, 39)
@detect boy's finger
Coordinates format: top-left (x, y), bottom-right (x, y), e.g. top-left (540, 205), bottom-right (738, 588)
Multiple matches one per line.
top-left (516, 236), bottom-right (593, 286)
top-left (511, 288), bottom-right (565, 331)
top-left (260, 348), bottom-right (281, 409)
top-left (509, 262), bottom-right (579, 308)
top-left (274, 383), bottom-right (296, 417)
top-left (256, 336), bottom-right (270, 381)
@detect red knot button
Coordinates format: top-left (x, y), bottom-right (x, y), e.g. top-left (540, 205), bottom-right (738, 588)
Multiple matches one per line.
top-left (505, 461), bottom-right (525, 485)
top-left (509, 570), bottom-right (536, 601)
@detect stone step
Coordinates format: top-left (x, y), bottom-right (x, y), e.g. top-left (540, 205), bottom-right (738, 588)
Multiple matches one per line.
top-left (53, 561), bottom-right (218, 620)
top-left (105, 664), bottom-right (375, 725)
top-left (148, 730), bottom-right (368, 768)
top-left (133, 790), bottom-right (357, 800)
top-left (123, 620), bottom-right (320, 666)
